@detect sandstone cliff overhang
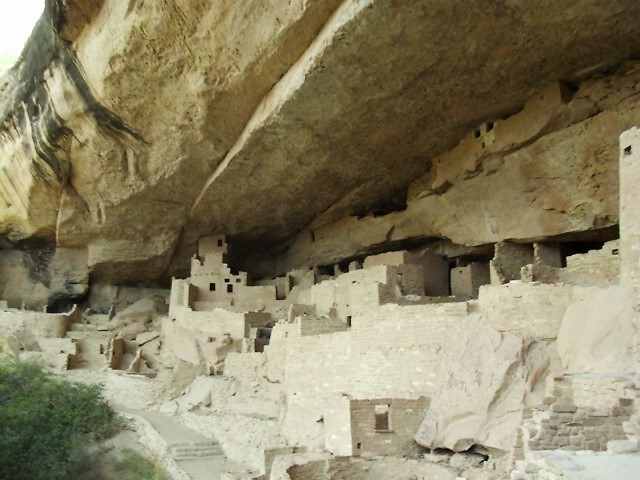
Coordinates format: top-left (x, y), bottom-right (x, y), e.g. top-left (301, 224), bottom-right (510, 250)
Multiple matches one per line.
top-left (1, 0), bottom-right (639, 282)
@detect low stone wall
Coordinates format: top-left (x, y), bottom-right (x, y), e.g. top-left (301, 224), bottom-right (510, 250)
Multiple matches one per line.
top-left (119, 412), bottom-right (190, 480)
top-left (522, 240), bottom-right (620, 288)
top-left (0, 310), bottom-right (70, 338)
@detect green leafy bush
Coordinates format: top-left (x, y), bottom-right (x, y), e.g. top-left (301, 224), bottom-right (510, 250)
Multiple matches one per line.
top-left (114, 449), bottom-right (167, 480)
top-left (0, 360), bottom-right (121, 480)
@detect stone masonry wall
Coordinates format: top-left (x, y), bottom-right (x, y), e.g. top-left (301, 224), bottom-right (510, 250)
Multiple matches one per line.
top-left (273, 302), bottom-right (468, 448)
top-left (350, 397), bottom-right (429, 457)
top-left (524, 241), bottom-right (620, 287)
top-left (451, 262), bottom-right (490, 298)
top-left (478, 283), bottom-right (596, 339)
top-left (490, 241), bottom-right (534, 285)
top-left (522, 375), bottom-right (636, 452)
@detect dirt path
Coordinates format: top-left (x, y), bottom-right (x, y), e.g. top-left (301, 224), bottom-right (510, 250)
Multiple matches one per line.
top-left (115, 404), bottom-right (249, 480)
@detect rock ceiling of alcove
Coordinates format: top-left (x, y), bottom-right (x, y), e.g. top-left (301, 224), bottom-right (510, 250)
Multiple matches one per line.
top-left (0, 0), bottom-right (639, 282)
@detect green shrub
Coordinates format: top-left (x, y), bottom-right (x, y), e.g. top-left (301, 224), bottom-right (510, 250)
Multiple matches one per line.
top-left (114, 449), bottom-right (167, 480)
top-left (0, 359), bottom-right (121, 480)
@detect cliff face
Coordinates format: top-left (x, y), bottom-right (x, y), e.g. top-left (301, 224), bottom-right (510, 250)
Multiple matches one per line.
top-left (1, 0), bottom-right (640, 287)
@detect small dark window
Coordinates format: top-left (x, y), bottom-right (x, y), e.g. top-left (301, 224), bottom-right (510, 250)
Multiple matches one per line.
top-left (623, 145), bottom-right (632, 156)
top-left (236, 278), bottom-right (242, 283)
top-left (473, 128), bottom-right (481, 139)
top-left (612, 249), bottom-right (619, 255)
top-left (209, 283), bottom-right (216, 291)
top-left (227, 284), bottom-right (233, 293)
top-left (486, 121), bottom-right (494, 132)
top-left (347, 316), bottom-right (352, 327)
top-left (224, 278), bottom-right (230, 283)
top-left (356, 443), bottom-right (362, 450)
top-left (374, 404), bottom-right (390, 431)
top-left (217, 239), bottom-right (223, 247)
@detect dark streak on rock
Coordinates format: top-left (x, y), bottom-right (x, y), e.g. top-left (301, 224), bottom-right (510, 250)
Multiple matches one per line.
top-left (0, 0), bottom-right (147, 188)
top-left (47, 0), bottom-right (67, 34)
top-left (18, 242), bottom-right (55, 287)
top-left (62, 48), bottom-right (148, 144)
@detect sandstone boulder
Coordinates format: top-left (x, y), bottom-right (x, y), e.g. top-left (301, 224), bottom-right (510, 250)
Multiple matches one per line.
top-left (415, 315), bottom-right (548, 452)
top-left (175, 375), bottom-right (216, 411)
top-left (88, 283), bottom-right (170, 314)
top-left (161, 316), bottom-right (236, 373)
top-left (111, 295), bottom-right (167, 328)
top-left (556, 285), bottom-right (637, 373)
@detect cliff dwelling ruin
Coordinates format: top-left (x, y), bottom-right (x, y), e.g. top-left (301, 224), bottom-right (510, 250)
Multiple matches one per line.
top-left (1, 1), bottom-right (640, 479)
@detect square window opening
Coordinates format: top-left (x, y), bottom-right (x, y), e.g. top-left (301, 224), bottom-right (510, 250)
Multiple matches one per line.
top-left (227, 284), bottom-right (233, 293)
top-left (209, 283), bottom-right (216, 291)
top-left (217, 239), bottom-right (223, 247)
top-left (374, 404), bottom-right (390, 431)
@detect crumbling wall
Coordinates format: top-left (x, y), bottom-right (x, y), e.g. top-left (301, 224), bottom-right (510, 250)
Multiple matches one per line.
top-left (450, 262), bottom-right (490, 298)
top-left (349, 397), bottom-right (429, 457)
top-left (522, 241), bottom-right (620, 287)
top-left (490, 241), bottom-right (533, 285)
top-left (523, 375), bottom-right (636, 452)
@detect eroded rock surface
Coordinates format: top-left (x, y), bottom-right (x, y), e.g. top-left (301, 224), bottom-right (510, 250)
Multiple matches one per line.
top-left (415, 315), bottom-right (549, 452)
top-left (557, 286), bottom-right (637, 374)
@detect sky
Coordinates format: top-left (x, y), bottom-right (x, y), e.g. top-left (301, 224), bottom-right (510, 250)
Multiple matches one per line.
top-left (0, 0), bottom-right (45, 62)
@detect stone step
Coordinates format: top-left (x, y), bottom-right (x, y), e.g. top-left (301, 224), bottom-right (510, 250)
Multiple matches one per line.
top-left (170, 441), bottom-right (221, 449)
top-left (172, 444), bottom-right (223, 454)
top-left (170, 441), bottom-right (224, 460)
